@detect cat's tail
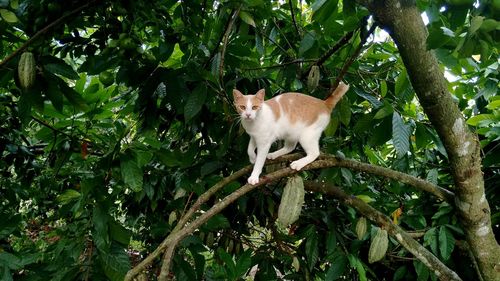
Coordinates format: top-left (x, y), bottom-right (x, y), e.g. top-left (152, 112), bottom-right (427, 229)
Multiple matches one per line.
top-left (324, 82), bottom-right (350, 111)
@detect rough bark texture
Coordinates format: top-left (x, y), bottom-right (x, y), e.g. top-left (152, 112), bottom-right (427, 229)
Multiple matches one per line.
top-left (359, 1), bottom-right (500, 280)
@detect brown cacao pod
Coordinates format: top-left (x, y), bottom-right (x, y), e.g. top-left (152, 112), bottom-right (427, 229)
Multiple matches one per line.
top-left (18, 52), bottom-right (36, 90)
top-left (277, 176), bottom-right (305, 227)
top-left (355, 217), bottom-right (368, 240)
top-left (368, 227), bottom-right (389, 263)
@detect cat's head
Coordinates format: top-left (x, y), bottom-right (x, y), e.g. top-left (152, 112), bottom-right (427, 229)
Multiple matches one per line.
top-left (233, 89), bottom-right (265, 120)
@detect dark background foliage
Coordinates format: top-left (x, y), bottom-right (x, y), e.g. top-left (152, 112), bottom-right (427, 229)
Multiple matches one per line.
top-left (0, 0), bottom-right (498, 280)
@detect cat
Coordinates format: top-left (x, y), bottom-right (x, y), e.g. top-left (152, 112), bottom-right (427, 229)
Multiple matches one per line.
top-left (233, 82), bottom-right (349, 185)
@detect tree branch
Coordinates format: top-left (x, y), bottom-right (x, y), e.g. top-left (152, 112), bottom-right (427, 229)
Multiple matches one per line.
top-left (288, 0), bottom-right (301, 36)
top-left (125, 153), bottom-right (454, 280)
top-left (304, 181), bottom-right (463, 281)
top-left (330, 22), bottom-right (377, 92)
top-left (300, 30), bottom-right (356, 80)
top-left (0, 0), bottom-right (100, 68)
top-left (360, 1), bottom-right (500, 279)
top-left (318, 154), bottom-right (455, 203)
top-left (218, 7), bottom-right (240, 88)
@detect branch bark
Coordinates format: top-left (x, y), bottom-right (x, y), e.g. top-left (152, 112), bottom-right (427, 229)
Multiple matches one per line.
top-left (304, 181), bottom-right (462, 281)
top-left (125, 153), bottom-right (454, 280)
top-left (359, 1), bottom-right (500, 280)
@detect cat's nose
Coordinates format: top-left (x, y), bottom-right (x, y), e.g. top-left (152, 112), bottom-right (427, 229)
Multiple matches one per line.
top-left (245, 113), bottom-right (251, 118)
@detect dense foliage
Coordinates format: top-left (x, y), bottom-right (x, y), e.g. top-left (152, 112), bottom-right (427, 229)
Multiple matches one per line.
top-left (0, 0), bottom-right (498, 280)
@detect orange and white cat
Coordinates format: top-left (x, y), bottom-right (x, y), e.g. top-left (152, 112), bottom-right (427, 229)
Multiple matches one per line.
top-left (233, 82), bottom-right (349, 185)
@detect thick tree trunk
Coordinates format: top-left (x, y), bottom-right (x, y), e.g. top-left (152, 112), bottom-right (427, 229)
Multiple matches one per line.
top-left (359, 1), bottom-right (500, 280)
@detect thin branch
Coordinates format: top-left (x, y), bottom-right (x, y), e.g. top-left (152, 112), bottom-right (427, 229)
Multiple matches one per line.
top-left (318, 154), bottom-right (455, 203)
top-left (304, 181), bottom-right (463, 281)
top-left (219, 7), bottom-right (241, 88)
top-left (0, 0), bottom-right (100, 68)
top-left (242, 59), bottom-right (317, 71)
top-left (330, 23), bottom-right (377, 92)
top-left (288, 0), bottom-right (301, 36)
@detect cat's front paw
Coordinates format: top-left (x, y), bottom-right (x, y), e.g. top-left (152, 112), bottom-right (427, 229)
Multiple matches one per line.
top-left (290, 159), bottom-right (308, 171)
top-left (247, 175), bottom-right (260, 185)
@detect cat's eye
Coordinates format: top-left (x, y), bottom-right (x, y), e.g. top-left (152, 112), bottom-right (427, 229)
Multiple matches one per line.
top-left (239, 105), bottom-right (246, 110)
top-left (252, 106), bottom-right (258, 110)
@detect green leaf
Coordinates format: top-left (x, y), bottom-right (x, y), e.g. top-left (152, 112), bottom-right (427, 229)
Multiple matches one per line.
top-left (325, 252), bottom-right (347, 280)
top-left (56, 189), bottom-right (81, 204)
top-left (393, 266), bottom-right (408, 281)
top-left (438, 226), bottom-right (455, 260)
top-left (338, 97), bottom-right (351, 126)
top-left (120, 152), bottom-right (143, 192)
top-left (423, 227), bottom-right (439, 256)
top-left (98, 243), bottom-right (131, 281)
top-left (93, 206), bottom-right (110, 251)
top-left (325, 231), bottom-right (337, 258)
top-left (234, 250), bottom-right (252, 278)
top-left (469, 16), bottom-right (484, 34)
top-left (353, 88), bottom-right (382, 108)
top-left (299, 32), bottom-right (316, 55)
top-left (374, 103), bottom-right (394, 119)
top-left (239, 11), bottom-right (256, 27)
top-left (467, 114), bottom-right (495, 126)
top-left (348, 254), bottom-right (367, 281)
top-left (46, 76), bottom-right (64, 112)
top-left (0, 252), bottom-right (22, 270)
top-left (380, 80), bottom-right (387, 97)
top-left (43, 57), bottom-right (80, 80)
top-left (58, 78), bottom-right (89, 111)
top-left (109, 220), bottom-right (131, 246)
top-left (0, 9), bottom-right (18, 23)
top-left (203, 214), bottom-right (230, 231)
top-left (305, 227), bottom-right (319, 271)
top-left (413, 260), bottom-right (430, 281)
top-left (184, 84), bottom-right (207, 121)
top-left (392, 112), bottom-right (410, 158)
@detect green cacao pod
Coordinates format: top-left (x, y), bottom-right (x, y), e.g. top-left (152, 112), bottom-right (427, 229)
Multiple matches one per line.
top-left (307, 65), bottom-right (320, 91)
top-left (18, 52), bottom-right (36, 90)
top-left (355, 217), bottom-right (368, 240)
top-left (368, 227), bottom-right (389, 263)
top-left (277, 176), bottom-right (305, 227)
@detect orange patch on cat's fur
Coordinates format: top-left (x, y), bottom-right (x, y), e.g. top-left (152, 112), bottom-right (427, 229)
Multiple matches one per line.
top-left (269, 93), bottom-right (330, 125)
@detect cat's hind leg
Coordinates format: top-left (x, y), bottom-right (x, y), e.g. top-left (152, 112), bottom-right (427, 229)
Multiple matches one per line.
top-left (290, 132), bottom-right (321, 171)
top-left (267, 140), bottom-right (297, 160)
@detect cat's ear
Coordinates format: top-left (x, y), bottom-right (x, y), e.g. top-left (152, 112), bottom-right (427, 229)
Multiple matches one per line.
top-left (255, 89), bottom-right (265, 101)
top-left (233, 89), bottom-right (244, 100)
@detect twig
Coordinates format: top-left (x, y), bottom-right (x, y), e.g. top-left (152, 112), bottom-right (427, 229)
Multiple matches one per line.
top-left (288, 0), bottom-right (301, 36)
top-left (219, 7), bottom-right (241, 88)
top-left (0, 0), bottom-right (100, 68)
top-left (242, 59), bottom-right (317, 71)
top-left (304, 181), bottom-right (463, 281)
top-left (330, 23), bottom-right (377, 92)
top-left (204, 8), bottom-right (236, 69)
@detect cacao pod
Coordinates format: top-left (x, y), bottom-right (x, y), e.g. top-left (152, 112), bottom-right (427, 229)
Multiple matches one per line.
top-left (307, 65), bottom-right (320, 91)
top-left (355, 217), bottom-right (368, 240)
top-left (368, 227), bottom-right (389, 263)
top-left (277, 176), bottom-right (305, 227)
top-left (18, 52), bottom-right (36, 90)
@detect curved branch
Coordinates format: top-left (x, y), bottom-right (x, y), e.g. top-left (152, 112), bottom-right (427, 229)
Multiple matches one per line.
top-left (304, 181), bottom-right (463, 281)
top-left (125, 153), bottom-right (454, 280)
top-left (0, 0), bottom-right (100, 68)
top-left (318, 154), bottom-right (455, 203)
top-left (330, 22), bottom-right (377, 91)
